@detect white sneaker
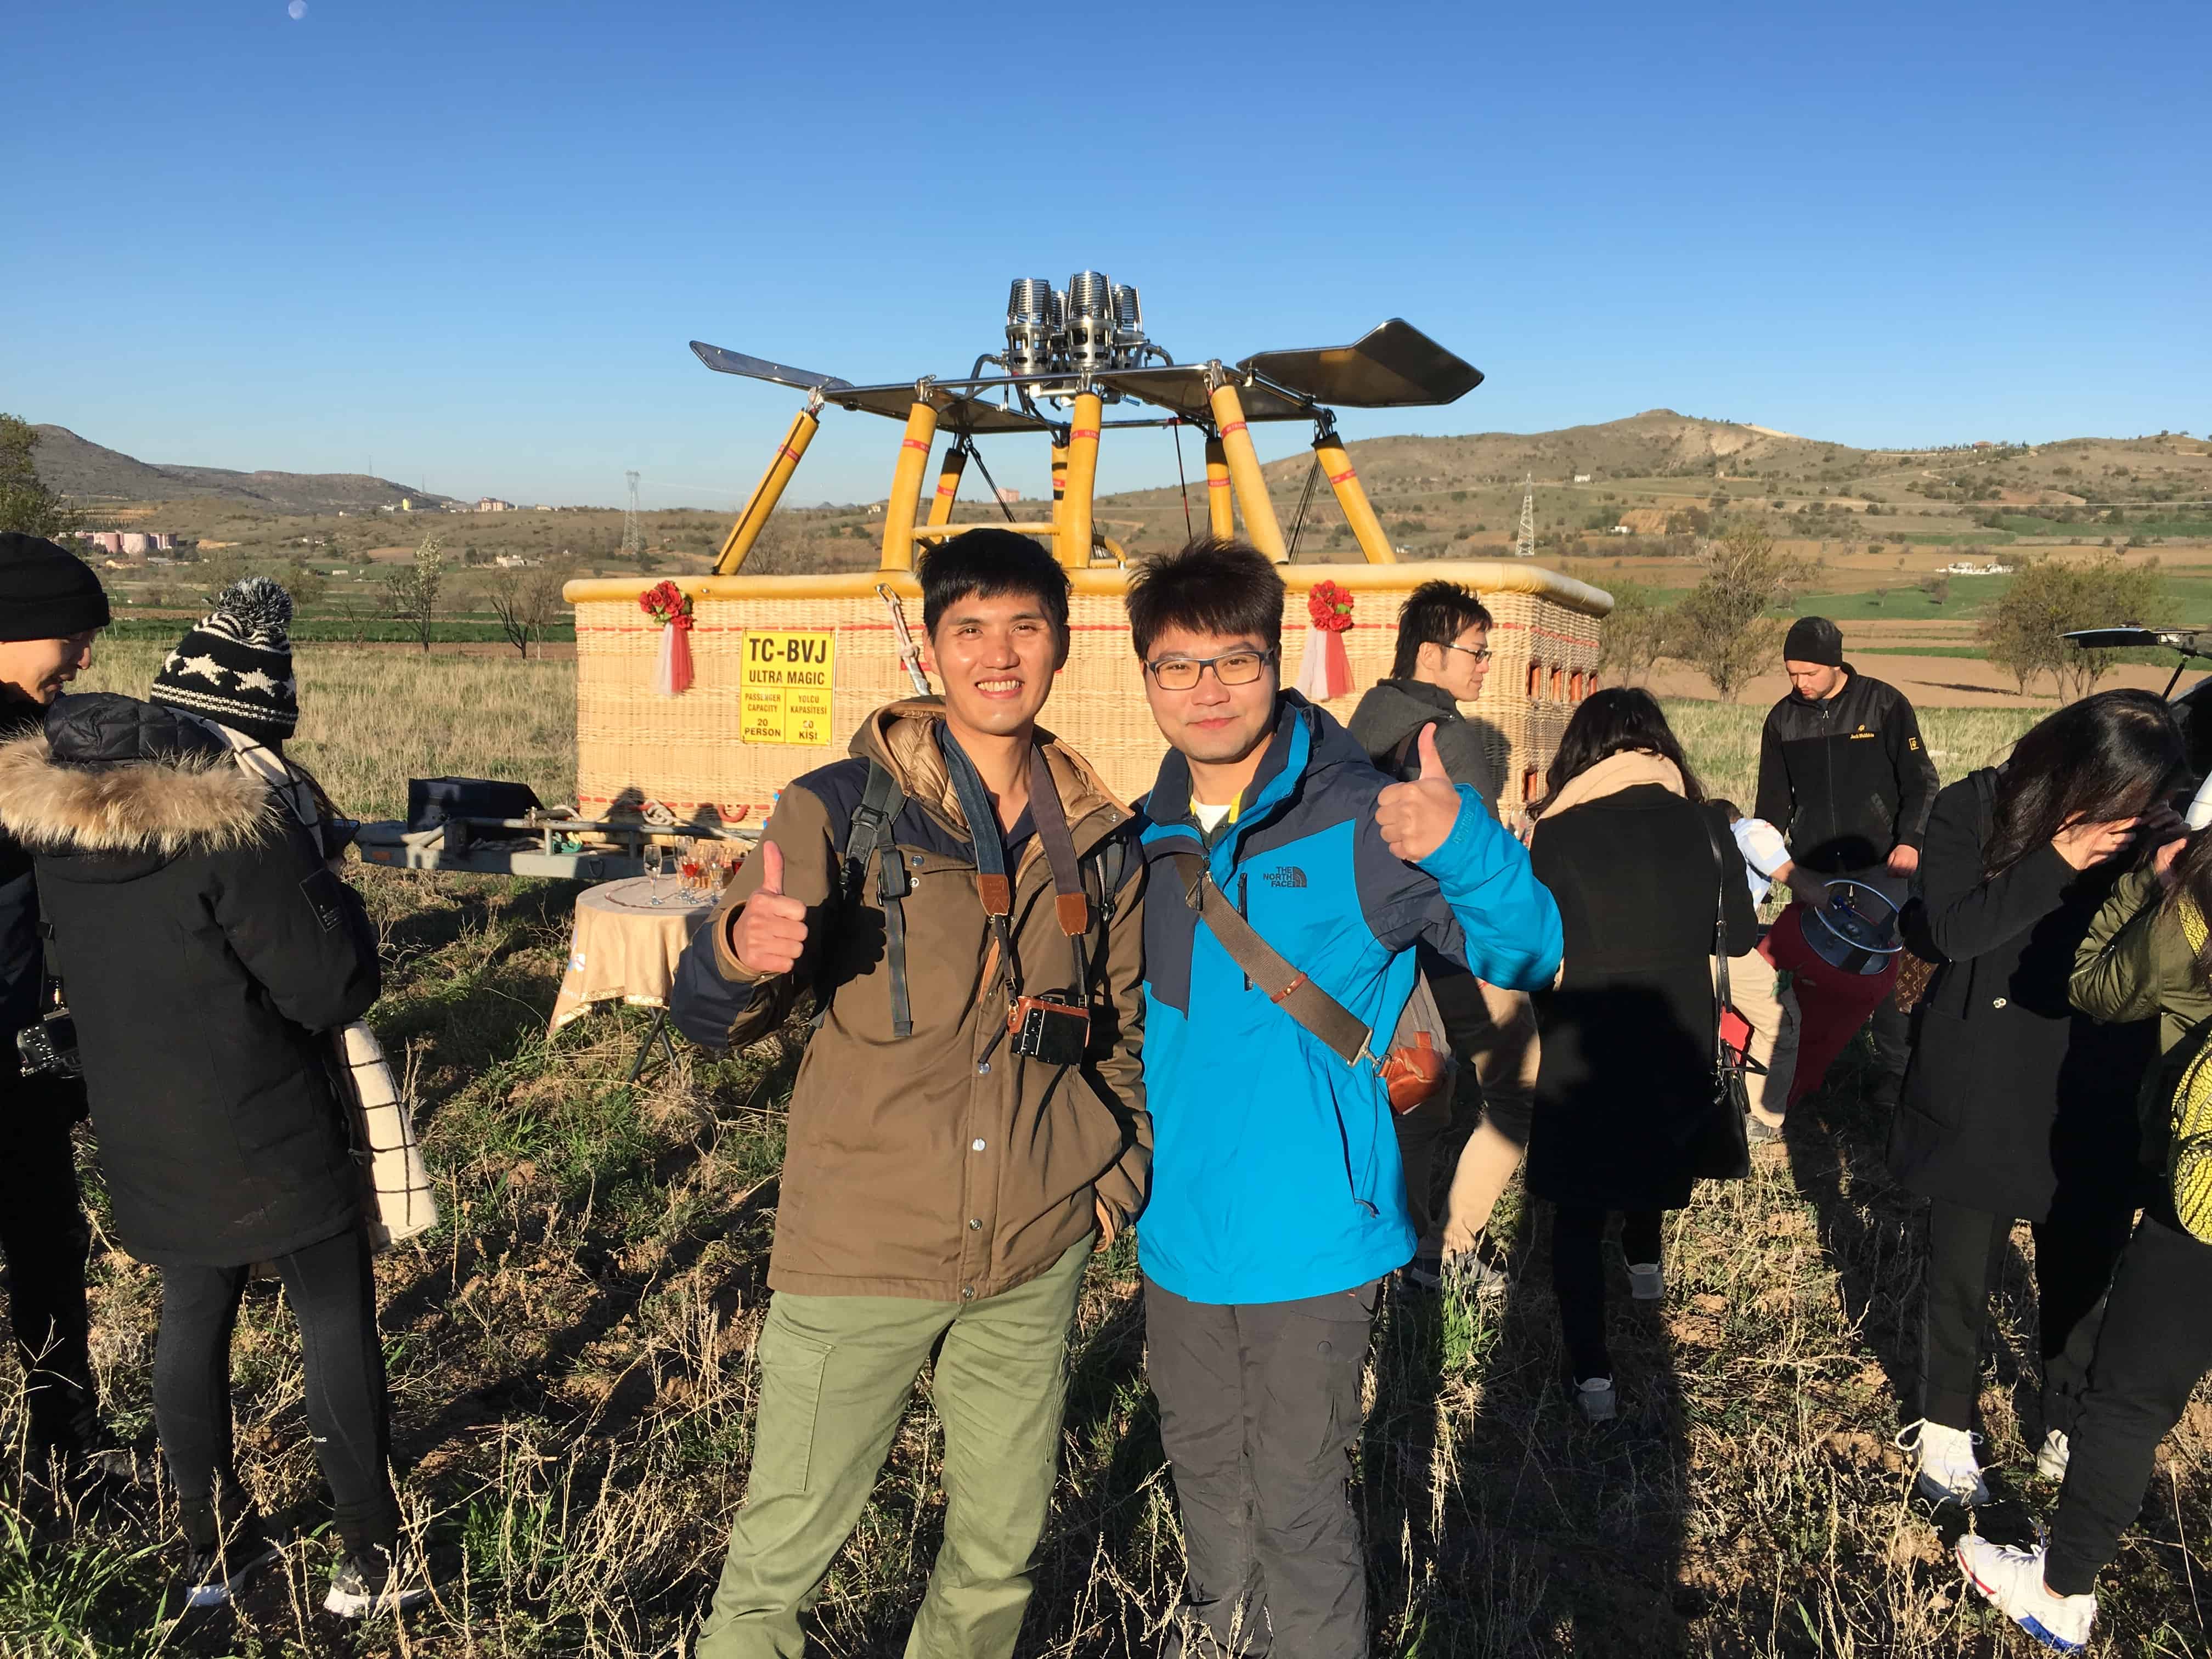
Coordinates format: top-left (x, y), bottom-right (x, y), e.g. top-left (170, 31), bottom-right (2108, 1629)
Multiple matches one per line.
top-left (2035, 1429), bottom-right (2071, 1481)
top-left (1956, 1536), bottom-right (2095, 1652)
top-left (1575, 1376), bottom-right (1616, 1424)
top-left (1895, 1419), bottom-right (1988, 1506)
top-left (1627, 1261), bottom-right (1664, 1302)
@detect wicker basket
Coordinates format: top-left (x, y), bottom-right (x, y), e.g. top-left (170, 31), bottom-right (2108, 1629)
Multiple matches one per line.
top-left (562, 562), bottom-right (1610, 823)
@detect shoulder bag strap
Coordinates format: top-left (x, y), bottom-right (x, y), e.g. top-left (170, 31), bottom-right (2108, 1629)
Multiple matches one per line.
top-left (1699, 809), bottom-right (1736, 1074)
top-left (1163, 849), bottom-right (1373, 1068)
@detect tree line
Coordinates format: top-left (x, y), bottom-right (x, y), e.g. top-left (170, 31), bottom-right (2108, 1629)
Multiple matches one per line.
top-left (1598, 527), bottom-right (2170, 703)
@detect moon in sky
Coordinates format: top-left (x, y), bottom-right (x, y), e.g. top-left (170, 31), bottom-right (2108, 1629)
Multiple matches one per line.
top-left (287, 0), bottom-right (306, 16)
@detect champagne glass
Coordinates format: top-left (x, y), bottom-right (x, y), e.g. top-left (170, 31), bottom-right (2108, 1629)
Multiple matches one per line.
top-left (644, 842), bottom-right (664, 903)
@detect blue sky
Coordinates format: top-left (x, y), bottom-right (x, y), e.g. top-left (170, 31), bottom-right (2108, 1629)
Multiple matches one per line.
top-left (7, 1), bottom-right (2207, 509)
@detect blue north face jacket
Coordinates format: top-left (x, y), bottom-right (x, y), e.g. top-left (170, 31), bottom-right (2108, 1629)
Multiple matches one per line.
top-left (1136, 693), bottom-right (1562, 1305)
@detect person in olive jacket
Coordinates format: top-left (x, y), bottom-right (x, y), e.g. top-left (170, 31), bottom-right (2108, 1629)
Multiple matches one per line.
top-left (0, 532), bottom-right (117, 1486)
top-left (0, 689), bottom-right (398, 1612)
top-left (670, 531), bottom-right (1149, 1659)
top-left (1887, 690), bottom-right (2184, 1512)
top-left (1956, 830), bottom-right (2212, 1651)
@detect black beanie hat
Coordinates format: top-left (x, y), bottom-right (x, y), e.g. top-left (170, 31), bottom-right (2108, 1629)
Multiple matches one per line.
top-left (0, 532), bottom-right (112, 642)
top-left (1783, 616), bottom-right (1845, 668)
top-left (150, 577), bottom-right (299, 744)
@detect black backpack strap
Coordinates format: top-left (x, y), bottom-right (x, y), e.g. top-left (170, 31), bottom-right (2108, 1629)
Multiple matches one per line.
top-left (831, 760), bottom-right (913, 1037)
top-left (1387, 708), bottom-right (1460, 781)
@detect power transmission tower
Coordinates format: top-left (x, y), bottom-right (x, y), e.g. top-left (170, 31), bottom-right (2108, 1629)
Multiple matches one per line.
top-left (622, 470), bottom-right (644, 558)
top-left (1514, 473), bottom-right (1536, 558)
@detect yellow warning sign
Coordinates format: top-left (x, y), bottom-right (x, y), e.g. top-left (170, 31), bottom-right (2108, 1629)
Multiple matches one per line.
top-left (740, 630), bottom-right (837, 746)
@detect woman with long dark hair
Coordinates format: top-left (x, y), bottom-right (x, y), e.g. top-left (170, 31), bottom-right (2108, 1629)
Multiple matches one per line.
top-left (1525, 689), bottom-right (1758, 1421)
top-left (1956, 818), bottom-right (2212, 1646)
top-left (1889, 689), bottom-right (2183, 1510)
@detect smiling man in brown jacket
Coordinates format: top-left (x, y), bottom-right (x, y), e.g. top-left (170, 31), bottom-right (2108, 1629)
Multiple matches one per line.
top-left (671, 529), bottom-right (1149, 1659)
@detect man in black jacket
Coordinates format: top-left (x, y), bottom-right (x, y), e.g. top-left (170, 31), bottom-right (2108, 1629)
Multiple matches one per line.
top-left (1347, 580), bottom-right (1535, 1288)
top-left (0, 532), bottom-right (116, 1483)
top-left (1754, 616), bottom-right (1939, 1104)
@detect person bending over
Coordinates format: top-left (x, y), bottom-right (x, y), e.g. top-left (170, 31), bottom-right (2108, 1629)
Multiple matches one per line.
top-left (1959, 819), bottom-right (2212, 1650)
top-left (1888, 690), bottom-right (2182, 1509)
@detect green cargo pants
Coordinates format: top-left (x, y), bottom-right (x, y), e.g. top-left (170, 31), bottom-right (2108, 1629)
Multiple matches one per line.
top-left (695, 1236), bottom-right (1091, 1659)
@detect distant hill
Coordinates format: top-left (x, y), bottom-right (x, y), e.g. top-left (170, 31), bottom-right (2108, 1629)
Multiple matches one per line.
top-left (31, 425), bottom-right (450, 515)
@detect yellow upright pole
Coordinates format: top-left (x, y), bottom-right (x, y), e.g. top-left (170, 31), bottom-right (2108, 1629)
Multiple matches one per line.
top-left (713, 405), bottom-right (821, 574)
top-left (1058, 391), bottom-right (1103, 568)
top-left (879, 400), bottom-right (940, 572)
top-left (926, 443), bottom-right (968, 527)
top-left (1049, 439), bottom-right (1069, 541)
top-left (1313, 431), bottom-right (1396, 564)
top-left (1206, 375), bottom-right (1286, 561)
top-left (1203, 436), bottom-right (1235, 538)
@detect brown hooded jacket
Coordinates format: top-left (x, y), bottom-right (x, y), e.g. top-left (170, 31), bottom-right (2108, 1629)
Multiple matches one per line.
top-left (670, 702), bottom-right (1149, 1302)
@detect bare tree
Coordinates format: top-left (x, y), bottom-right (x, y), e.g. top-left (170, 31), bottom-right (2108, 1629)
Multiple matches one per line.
top-left (1671, 524), bottom-right (1813, 701)
top-left (486, 566), bottom-right (568, 658)
top-left (1596, 584), bottom-right (1669, 685)
top-left (382, 534), bottom-right (444, 653)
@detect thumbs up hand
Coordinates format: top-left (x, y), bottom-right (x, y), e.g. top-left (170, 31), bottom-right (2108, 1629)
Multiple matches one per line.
top-left (728, 837), bottom-right (810, 977)
top-left (1375, 724), bottom-right (1464, 864)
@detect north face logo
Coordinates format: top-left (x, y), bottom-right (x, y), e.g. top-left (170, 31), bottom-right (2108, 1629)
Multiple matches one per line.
top-left (1262, 866), bottom-right (1308, 889)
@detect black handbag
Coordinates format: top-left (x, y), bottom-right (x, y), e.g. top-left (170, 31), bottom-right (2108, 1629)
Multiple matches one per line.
top-left (1695, 812), bottom-right (1753, 1182)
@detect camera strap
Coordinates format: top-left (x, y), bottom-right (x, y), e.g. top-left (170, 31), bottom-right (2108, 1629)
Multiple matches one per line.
top-left (941, 732), bottom-right (1091, 1005)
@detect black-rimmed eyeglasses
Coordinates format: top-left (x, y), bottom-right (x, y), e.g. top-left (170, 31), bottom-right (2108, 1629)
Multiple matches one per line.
top-left (1143, 650), bottom-right (1278, 691)
top-left (1442, 642), bottom-right (1493, 664)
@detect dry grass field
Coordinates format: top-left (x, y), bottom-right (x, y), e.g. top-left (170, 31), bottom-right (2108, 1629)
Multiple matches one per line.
top-left (3, 646), bottom-right (2208, 1657)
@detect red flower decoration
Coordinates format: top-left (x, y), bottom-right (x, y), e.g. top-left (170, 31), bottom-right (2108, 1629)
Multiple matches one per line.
top-left (1307, 580), bottom-right (1355, 634)
top-left (640, 580), bottom-right (694, 631)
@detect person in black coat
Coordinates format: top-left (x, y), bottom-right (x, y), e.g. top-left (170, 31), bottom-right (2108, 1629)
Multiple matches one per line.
top-left (0, 533), bottom-right (118, 1486)
top-left (1526, 689), bottom-right (1758, 1422)
top-left (1888, 689), bottom-right (2185, 1508)
top-left (0, 687), bottom-right (400, 1612)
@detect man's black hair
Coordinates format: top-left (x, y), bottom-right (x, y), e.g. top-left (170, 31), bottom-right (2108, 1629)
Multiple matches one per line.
top-left (1390, 579), bottom-right (1493, 679)
top-left (918, 528), bottom-right (1070, 637)
top-left (1125, 536), bottom-right (1284, 661)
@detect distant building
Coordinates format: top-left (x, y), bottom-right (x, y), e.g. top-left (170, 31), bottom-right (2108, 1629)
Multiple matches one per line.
top-left (492, 554), bottom-right (541, 568)
top-left (1614, 508), bottom-right (1669, 535)
top-left (400, 497), bottom-right (414, 511)
top-left (1941, 560), bottom-right (2016, 576)
top-left (1572, 473), bottom-right (1593, 484)
top-left (995, 487), bottom-right (1021, 504)
top-left (476, 497), bottom-right (515, 512)
top-left (121, 533), bottom-right (151, 556)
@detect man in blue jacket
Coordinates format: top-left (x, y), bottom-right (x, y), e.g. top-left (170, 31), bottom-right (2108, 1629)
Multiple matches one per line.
top-left (1125, 539), bottom-right (1562, 1659)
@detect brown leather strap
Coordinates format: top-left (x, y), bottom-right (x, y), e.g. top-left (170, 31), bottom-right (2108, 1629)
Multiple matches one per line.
top-left (1166, 850), bottom-right (1372, 1067)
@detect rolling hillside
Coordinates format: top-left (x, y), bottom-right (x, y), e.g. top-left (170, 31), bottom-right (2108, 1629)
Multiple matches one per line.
top-left (30, 425), bottom-right (449, 515)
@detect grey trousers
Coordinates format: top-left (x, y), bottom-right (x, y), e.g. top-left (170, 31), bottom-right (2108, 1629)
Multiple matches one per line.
top-left (1143, 1276), bottom-right (1379, 1659)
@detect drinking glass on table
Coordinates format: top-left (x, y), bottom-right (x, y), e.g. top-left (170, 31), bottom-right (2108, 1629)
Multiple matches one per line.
top-left (644, 842), bottom-right (665, 903)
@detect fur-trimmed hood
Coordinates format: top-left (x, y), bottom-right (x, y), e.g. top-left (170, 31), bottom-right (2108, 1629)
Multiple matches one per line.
top-left (0, 697), bottom-right (276, 860)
